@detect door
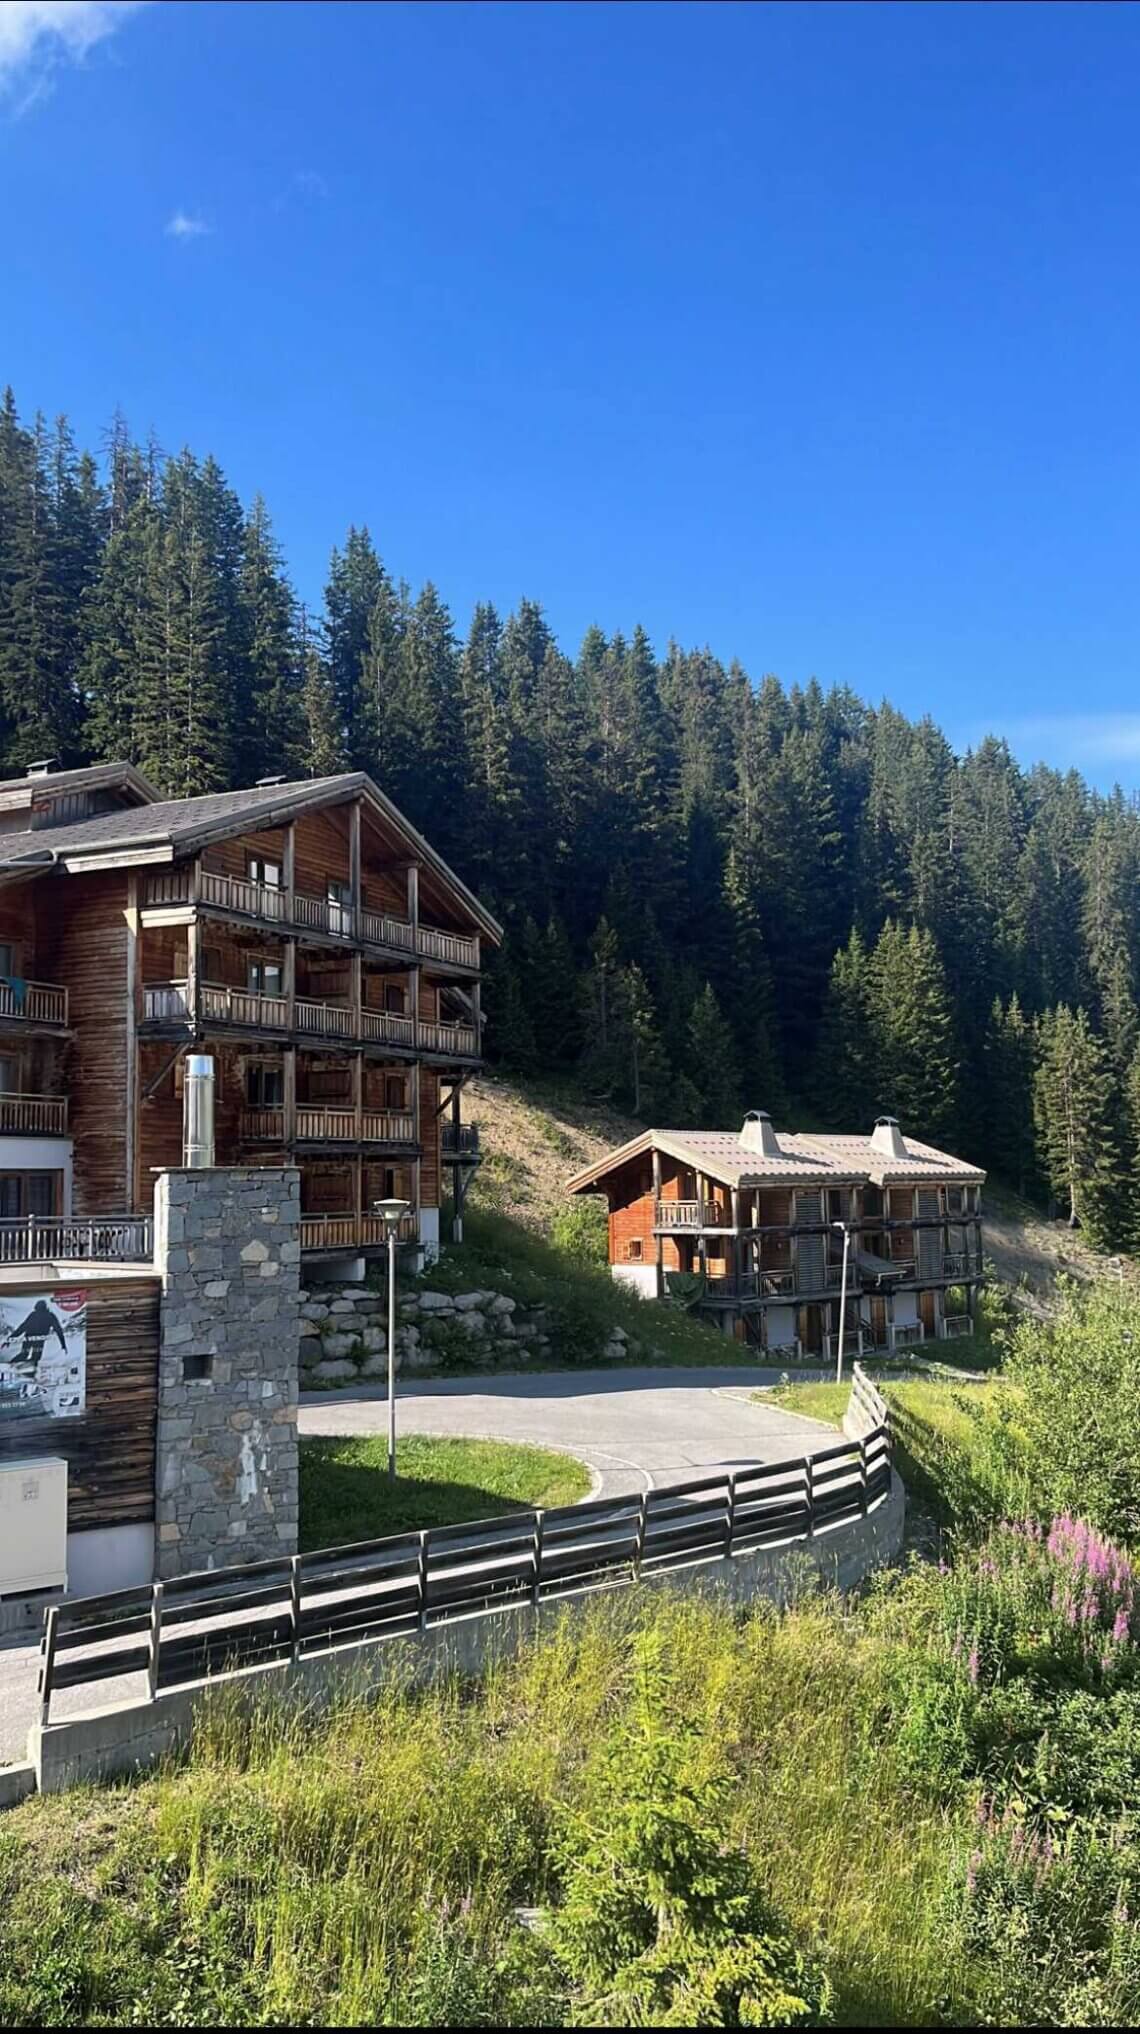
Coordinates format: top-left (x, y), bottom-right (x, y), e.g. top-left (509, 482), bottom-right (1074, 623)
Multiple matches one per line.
top-left (919, 1289), bottom-right (937, 1339)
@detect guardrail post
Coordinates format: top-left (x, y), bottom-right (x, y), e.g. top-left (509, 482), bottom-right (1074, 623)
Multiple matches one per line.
top-left (532, 1509), bottom-right (544, 1609)
top-left (147, 1581), bottom-right (164, 1701)
top-left (290, 1556), bottom-right (303, 1663)
top-left (859, 1437), bottom-right (869, 1515)
top-left (39, 1605), bottom-right (59, 1727)
top-left (726, 1471), bottom-right (737, 1557)
top-left (634, 1490), bottom-right (649, 1579)
top-left (805, 1454), bottom-right (815, 1537)
top-left (417, 1529), bottom-right (430, 1632)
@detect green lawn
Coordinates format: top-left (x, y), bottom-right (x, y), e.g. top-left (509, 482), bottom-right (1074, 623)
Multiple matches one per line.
top-left (298, 1432), bottom-right (591, 1551)
top-left (769, 1369), bottom-right (1016, 1534)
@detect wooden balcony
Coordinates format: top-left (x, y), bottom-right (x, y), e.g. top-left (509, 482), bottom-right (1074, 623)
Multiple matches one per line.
top-left (301, 1211), bottom-right (418, 1253)
top-left (655, 1199), bottom-right (725, 1230)
top-left (143, 981), bottom-right (478, 1058)
top-left (0, 1093), bottom-right (68, 1135)
top-left (0, 1214), bottom-right (152, 1265)
top-left (942, 1312), bottom-right (972, 1338)
top-left (418, 1017), bottom-right (478, 1058)
top-left (240, 1107), bottom-right (416, 1144)
top-left (441, 1123), bottom-right (480, 1159)
top-left (0, 979), bottom-right (68, 1027)
top-left (143, 868), bottom-right (479, 970)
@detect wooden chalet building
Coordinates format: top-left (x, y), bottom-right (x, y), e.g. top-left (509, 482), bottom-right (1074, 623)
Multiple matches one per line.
top-left (567, 1111), bottom-right (985, 1357)
top-left (0, 759), bottom-right (498, 1270)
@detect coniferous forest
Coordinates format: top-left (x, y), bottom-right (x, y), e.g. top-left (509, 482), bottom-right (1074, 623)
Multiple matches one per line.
top-left (2, 386), bottom-right (1139, 1244)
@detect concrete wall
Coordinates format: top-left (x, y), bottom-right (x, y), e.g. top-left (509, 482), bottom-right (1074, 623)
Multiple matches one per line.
top-left (611, 1262), bottom-right (657, 1299)
top-left (29, 1472), bottom-right (905, 1794)
top-left (153, 1168), bottom-right (301, 1578)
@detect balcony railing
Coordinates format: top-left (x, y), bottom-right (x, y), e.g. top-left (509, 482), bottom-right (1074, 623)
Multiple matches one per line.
top-left (824, 1328), bottom-right (863, 1361)
top-left (240, 1107), bottom-right (416, 1144)
top-left (418, 1018), bottom-right (478, 1058)
top-left (441, 1123), bottom-right (481, 1157)
top-left (361, 1008), bottom-right (415, 1048)
top-left (655, 1200), bottom-right (725, 1229)
top-left (941, 1253), bottom-right (975, 1279)
top-left (142, 868), bottom-right (479, 970)
top-left (0, 979), bottom-right (68, 1026)
top-left (891, 1321), bottom-right (925, 1350)
top-left (942, 1313), bottom-right (972, 1338)
top-left (0, 1214), bottom-right (152, 1265)
top-left (0, 1093), bottom-right (68, 1135)
top-left (301, 1211), bottom-right (418, 1253)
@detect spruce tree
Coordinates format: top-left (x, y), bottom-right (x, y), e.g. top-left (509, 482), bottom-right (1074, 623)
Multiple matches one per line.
top-left (685, 983), bottom-right (741, 1124)
top-left (981, 994), bottom-right (1037, 1196)
top-left (1034, 1005), bottom-right (1124, 1242)
top-left (868, 920), bottom-right (959, 1140)
top-left (812, 928), bottom-right (876, 1128)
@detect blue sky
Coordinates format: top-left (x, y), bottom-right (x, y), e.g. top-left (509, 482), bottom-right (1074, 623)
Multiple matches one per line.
top-left (2, 1), bottom-right (1140, 784)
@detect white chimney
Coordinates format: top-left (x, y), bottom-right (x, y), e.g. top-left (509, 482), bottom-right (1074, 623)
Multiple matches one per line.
top-left (183, 1054), bottom-right (216, 1168)
top-left (739, 1110), bottom-right (782, 1158)
top-left (870, 1114), bottom-right (908, 1160)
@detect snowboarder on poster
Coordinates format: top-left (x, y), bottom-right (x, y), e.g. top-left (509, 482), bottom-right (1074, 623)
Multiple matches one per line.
top-left (0, 1297), bottom-right (68, 1380)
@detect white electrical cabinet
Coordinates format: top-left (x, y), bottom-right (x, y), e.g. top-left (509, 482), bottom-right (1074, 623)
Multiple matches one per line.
top-left (0, 1456), bottom-right (68, 1596)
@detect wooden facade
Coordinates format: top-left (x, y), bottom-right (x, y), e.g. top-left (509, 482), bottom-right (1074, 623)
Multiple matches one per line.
top-left (0, 1275), bottom-right (160, 1535)
top-left (0, 765), bottom-right (499, 1262)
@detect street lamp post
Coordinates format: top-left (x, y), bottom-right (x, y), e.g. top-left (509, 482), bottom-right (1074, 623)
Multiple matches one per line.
top-left (833, 1219), bottom-right (852, 1386)
top-left (373, 1197), bottom-right (411, 1481)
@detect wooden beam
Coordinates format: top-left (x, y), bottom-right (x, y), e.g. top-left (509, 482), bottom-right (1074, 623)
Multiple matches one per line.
top-left (349, 797), bottom-right (362, 932)
top-left (187, 910), bottom-right (202, 1033)
top-left (283, 1045), bottom-right (296, 1146)
top-left (125, 874), bottom-right (139, 1210)
top-left (652, 1146), bottom-right (664, 1298)
top-left (283, 820), bottom-right (296, 917)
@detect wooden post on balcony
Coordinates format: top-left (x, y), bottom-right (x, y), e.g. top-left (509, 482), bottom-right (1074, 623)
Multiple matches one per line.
top-left (349, 798), bottom-right (362, 937)
top-left (410, 964), bottom-right (421, 1051)
top-left (652, 1147), bottom-right (664, 1298)
top-left (471, 978), bottom-right (482, 1058)
top-left (407, 862), bottom-right (420, 952)
top-left (187, 911), bottom-right (202, 1032)
top-left (283, 1045), bottom-right (296, 1147)
top-left (283, 821), bottom-right (296, 922)
top-left (125, 873), bottom-right (140, 1209)
top-left (350, 951), bottom-right (362, 1038)
top-left (731, 1188), bottom-right (742, 1295)
top-left (353, 1049), bottom-right (363, 1142)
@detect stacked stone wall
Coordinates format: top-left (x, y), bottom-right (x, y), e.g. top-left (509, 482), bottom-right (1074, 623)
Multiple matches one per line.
top-left (154, 1168), bottom-right (301, 1577)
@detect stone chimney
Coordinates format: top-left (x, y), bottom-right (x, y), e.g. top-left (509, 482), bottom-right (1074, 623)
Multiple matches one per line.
top-left (739, 1110), bottom-right (782, 1158)
top-left (870, 1114), bottom-right (908, 1160)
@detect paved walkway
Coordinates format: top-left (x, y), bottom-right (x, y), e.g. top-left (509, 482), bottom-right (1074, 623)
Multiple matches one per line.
top-left (300, 1363), bottom-right (836, 1498)
top-left (0, 1365), bottom-right (835, 1768)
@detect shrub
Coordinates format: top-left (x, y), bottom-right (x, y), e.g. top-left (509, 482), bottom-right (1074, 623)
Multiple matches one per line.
top-left (549, 1198), bottom-right (608, 1267)
top-left (548, 1630), bottom-right (831, 2027)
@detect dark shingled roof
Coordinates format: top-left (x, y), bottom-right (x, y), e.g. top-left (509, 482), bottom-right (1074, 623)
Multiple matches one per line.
top-left (0, 777), bottom-right (355, 868)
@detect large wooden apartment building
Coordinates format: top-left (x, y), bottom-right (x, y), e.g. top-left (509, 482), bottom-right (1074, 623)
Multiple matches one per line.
top-left (0, 760), bottom-right (499, 1268)
top-left (567, 1111), bottom-right (985, 1357)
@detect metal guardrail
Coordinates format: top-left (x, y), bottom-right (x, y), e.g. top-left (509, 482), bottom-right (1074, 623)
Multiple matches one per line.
top-left (38, 1400), bottom-right (893, 1724)
top-left (0, 1215), bottom-right (153, 1265)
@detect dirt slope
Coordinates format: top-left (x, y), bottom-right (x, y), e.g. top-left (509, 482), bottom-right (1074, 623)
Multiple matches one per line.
top-left (463, 1075), bottom-right (640, 1230)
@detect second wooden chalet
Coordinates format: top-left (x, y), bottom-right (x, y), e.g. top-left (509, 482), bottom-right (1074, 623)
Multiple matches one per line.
top-left (567, 1111), bottom-right (985, 1358)
top-left (0, 759), bottom-right (499, 1273)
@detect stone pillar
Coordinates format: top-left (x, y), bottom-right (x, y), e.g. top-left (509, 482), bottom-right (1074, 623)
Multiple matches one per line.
top-left (153, 1166), bottom-right (301, 1579)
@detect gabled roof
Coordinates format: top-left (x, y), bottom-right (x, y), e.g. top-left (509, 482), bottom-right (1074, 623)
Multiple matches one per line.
top-left (566, 1123), bottom-right (985, 1195)
top-left (0, 759), bottom-right (159, 813)
top-left (0, 770), bottom-right (503, 944)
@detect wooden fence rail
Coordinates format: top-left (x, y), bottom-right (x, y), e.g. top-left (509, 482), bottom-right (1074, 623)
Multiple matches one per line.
top-left (38, 1388), bottom-right (892, 1725)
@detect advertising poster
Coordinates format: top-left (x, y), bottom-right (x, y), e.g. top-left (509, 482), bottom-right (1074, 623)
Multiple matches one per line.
top-left (0, 1290), bottom-right (87, 1422)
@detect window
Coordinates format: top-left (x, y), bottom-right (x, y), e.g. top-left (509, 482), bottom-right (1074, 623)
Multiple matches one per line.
top-left (246, 1063), bottom-right (284, 1107)
top-left (384, 984), bottom-right (406, 1014)
top-left (248, 855), bottom-right (282, 889)
top-left (0, 1171), bottom-right (60, 1218)
top-left (0, 1056), bottom-right (17, 1095)
top-left (626, 1239), bottom-right (643, 1262)
top-left (309, 1066), bottom-right (351, 1101)
top-left (248, 960), bottom-right (284, 998)
top-left (0, 943), bottom-right (14, 977)
top-left (327, 879), bottom-right (353, 935)
top-left (182, 1352), bottom-right (213, 1382)
top-left (384, 1074), bottom-right (407, 1109)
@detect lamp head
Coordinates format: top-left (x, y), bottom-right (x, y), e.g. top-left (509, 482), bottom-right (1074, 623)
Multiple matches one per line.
top-left (373, 1197), bottom-right (411, 1230)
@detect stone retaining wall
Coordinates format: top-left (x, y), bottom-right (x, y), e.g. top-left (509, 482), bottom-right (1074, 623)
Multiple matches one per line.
top-left (300, 1281), bottom-right (635, 1383)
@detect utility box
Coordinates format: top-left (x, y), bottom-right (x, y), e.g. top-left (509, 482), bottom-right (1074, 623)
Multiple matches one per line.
top-left (0, 1456), bottom-right (68, 1596)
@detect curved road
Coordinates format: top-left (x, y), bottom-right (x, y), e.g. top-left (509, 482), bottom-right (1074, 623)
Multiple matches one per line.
top-left (300, 1362), bottom-right (836, 1498)
top-left (0, 1365), bottom-right (835, 1766)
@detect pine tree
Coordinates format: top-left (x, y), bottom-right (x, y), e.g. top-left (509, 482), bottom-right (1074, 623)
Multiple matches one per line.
top-left (236, 494), bottom-right (305, 782)
top-left (981, 994), bottom-right (1037, 1195)
top-left (685, 983), bottom-right (741, 1124)
top-left (812, 928), bottom-right (877, 1127)
top-left (868, 920), bottom-right (960, 1140)
top-left (1034, 1005), bottom-right (1124, 1242)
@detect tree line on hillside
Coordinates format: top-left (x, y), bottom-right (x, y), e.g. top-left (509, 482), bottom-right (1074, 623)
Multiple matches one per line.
top-left (2, 387), bottom-right (1139, 1243)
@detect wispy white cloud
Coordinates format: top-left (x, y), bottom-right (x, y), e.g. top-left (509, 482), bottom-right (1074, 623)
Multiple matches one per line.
top-left (292, 169), bottom-right (328, 200)
top-left (165, 209), bottom-right (210, 240)
top-left (0, 2), bottom-right (143, 109)
top-left (974, 714), bottom-right (1140, 768)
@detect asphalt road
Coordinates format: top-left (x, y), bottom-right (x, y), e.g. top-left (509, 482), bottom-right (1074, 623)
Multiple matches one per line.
top-left (0, 1365), bottom-right (835, 1768)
